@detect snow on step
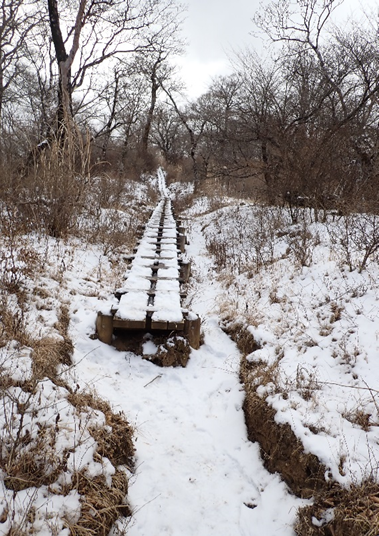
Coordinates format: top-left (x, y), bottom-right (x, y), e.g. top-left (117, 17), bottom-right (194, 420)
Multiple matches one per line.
top-left (117, 291), bottom-right (149, 321)
top-left (156, 279), bottom-right (180, 291)
top-left (114, 175), bottom-right (184, 324)
top-left (149, 291), bottom-right (183, 322)
top-left (156, 266), bottom-right (180, 279)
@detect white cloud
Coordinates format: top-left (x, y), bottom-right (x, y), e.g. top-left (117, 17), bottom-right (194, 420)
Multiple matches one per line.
top-left (175, 56), bottom-right (231, 99)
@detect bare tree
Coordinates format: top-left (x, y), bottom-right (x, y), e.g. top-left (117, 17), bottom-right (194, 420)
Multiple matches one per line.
top-left (46, 0), bottom-right (183, 135)
top-left (245, 0), bottom-right (379, 211)
top-left (0, 0), bottom-right (40, 161)
top-left (0, 0), bottom-right (39, 120)
top-left (151, 102), bottom-right (185, 164)
top-left (162, 86), bottom-right (207, 184)
top-left (88, 64), bottom-right (148, 165)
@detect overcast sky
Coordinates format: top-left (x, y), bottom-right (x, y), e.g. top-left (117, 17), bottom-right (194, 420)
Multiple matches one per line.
top-left (176, 0), bottom-right (375, 99)
top-left (176, 0), bottom-right (262, 98)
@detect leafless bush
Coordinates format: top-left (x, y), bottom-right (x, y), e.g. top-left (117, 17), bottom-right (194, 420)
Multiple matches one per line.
top-left (171, 188), bottom-right (195, 214)
top-left (205, 204), bottom-right (285, 274)
top-left (0, 240), bottom-right (40, 293)
top-left (286, 221), bottom-right (318, 268)
top-left (207, 237), bottom-right (228, 271)
top-left (18, 129), bottom-right (91, 238)
top-left (327, 212), bottom-right (379, 272)
top-left (92, 173), bottom-right (130, 209)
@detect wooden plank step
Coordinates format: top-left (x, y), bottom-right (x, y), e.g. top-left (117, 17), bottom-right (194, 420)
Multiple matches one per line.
top-left (113, 318), bottom-right (146, 330)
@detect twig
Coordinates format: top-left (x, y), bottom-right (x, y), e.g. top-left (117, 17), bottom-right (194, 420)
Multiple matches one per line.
top-left (318, 380), bottom-right (379, 394)
top-left (144, 375), bottom-right (162, 388)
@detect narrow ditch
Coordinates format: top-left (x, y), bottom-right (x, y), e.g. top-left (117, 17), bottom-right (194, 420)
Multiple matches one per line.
top-left (222, 321), bottom-right (378, 536)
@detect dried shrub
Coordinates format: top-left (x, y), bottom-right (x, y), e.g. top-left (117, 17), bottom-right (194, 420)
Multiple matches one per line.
top-left (0, 295), bottom-right (31, 348)
top-left (330, 302), bottom-right (344, 323)
top-left (19, 130), bottom-right (91, 238)
top-left (207, 238), bottom-right (228, 271)
top-left (287, 222), bottom-right (316, 267)
top-left (204, 205), bottom-right (284, 275)
top-left (54, 305), bottom-right (74, 365)
top-left (343, 408), bottom-right (372, 432)
top-left (0, 243), bottom-right (40, 293)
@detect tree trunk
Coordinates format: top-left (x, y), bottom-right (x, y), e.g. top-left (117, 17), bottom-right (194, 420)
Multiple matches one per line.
top-left (47, 0), bottom-right (86, 135)
top-left (141, 74), bottom-right (159, 153)
top-left (261, 140), bottom-right (276, 203)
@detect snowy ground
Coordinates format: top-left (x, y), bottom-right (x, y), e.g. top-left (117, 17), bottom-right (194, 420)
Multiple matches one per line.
top-left (2, 174), bottom-right (379, 534)
top-left (68, 183), bottom-right (306, 535)
top-left (192, 200), bottom-right (379, 488)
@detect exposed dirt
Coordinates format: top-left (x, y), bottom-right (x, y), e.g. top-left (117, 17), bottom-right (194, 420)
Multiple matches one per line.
top-left (152, 334), bottom-right (190, 367)
top-left (224, 322), bottom-right (329, 497)
top-left (113, 331), bottom-right (191, 367)
top-left (241, 372), bottom-right (328, 499)
top-left (222, 321), bottom-right (261, 355)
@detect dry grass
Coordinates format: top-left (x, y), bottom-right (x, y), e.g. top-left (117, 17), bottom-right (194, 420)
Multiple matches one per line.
top-left (32, 336), bottom-right (70, 381)
top-left (31, 305), bottom-right (73, 382)
top-left (1, 374), bottom-right (134, 534)
top-left (0, 295), bottom-right (31, 348)
top-left (222, 322), bottom-right (261, 355)
top-left (296, 480), bottom-right (379, 535)
top-left (3, 424), bottom-right (66, 493)
top-left (0, 292), bottom-right (134, 535)
top-left (343, 408), bottom-right (372, 432)
top-left (68, 391), bottom-right (135, 471)
top-left (68, 470), bottom-right (130, 536)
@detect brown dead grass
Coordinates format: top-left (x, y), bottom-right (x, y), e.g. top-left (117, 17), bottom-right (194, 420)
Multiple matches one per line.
top-left (31, 305), bottom-right (73, 385)
top-left (296, 480), bottom-right (379, 535)
top-left (222, 322), bottom-right (261, 355)
top-left (0, 379), bottom-right (134, 534)
top-left (66, 391), bottom-right (134, 534)
top-left (3, 424), bottom-right (67, 492)
top-left (68, 470), bottom-right (130, 536)
top-left (0, 295), bottom-right (31, 348)
top-left (68, 391), bottom-right (135, 471)
top-left (32, 336), bottom-right (70, 381)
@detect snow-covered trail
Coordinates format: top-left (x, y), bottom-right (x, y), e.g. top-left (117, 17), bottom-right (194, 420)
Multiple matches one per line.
top-left (70, 216), bottom-right (306, 535)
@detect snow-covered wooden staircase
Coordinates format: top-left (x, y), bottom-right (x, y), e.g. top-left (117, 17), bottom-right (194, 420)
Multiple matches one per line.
top-left (96, 171), bottom-right (200, 349)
